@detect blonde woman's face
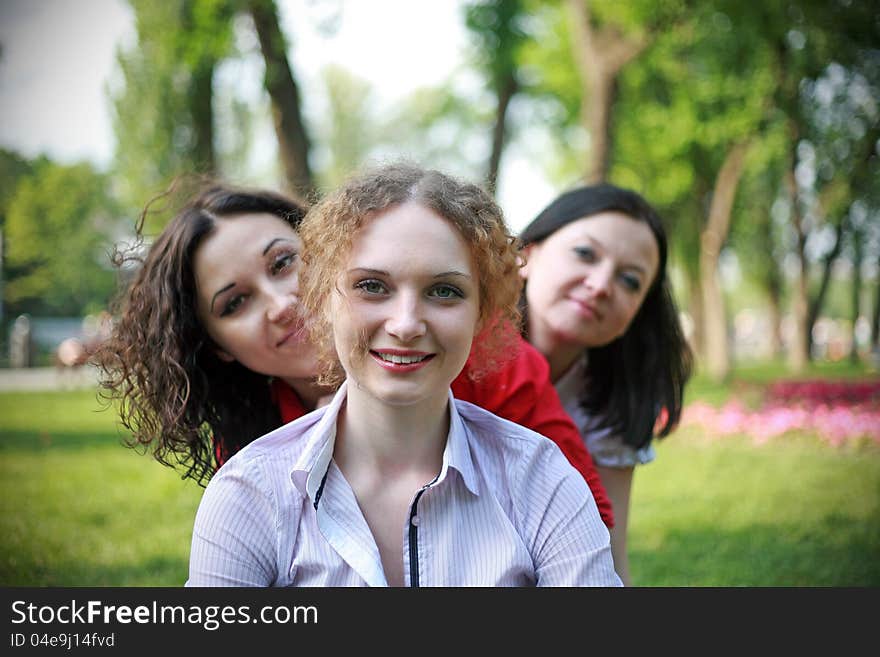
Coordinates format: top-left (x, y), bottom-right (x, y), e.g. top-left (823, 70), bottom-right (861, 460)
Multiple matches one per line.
top-left (330, 202), bottom-right (480, 408)
top-left (194, 213), bottom-right (320, 386)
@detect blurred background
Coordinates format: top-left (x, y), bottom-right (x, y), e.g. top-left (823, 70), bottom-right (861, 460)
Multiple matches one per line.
top-left (0, 0), bottom-right (878, 381)
top-left (0, 0), bottom-right (879, 587)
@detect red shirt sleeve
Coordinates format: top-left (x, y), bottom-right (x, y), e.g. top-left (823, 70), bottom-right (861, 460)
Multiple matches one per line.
top-left (452, 336), bottom-right (614, 528)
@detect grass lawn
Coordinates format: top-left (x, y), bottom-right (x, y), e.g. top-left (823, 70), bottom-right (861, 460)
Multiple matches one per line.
top-left (0, 389), bottom-right (202, 586)
top-left (1, 376), bottom-right (878, 587)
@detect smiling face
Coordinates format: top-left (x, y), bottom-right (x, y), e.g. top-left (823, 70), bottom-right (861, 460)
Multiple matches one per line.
top-left (521, 211), bottom-right (660, 358)
top-left (193, 212), bottom-right (319, 386)
top-left (330, 202), bottom-right (480, 408)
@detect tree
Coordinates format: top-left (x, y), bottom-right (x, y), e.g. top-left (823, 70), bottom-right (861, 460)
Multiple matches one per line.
top-left (0, 149), bottom-right (38, 342)
top-left (111, 0), bottom-right (234, 215)
top-left (765, 0), bottom-right (880, 370)
top-left (611, 1), bottom-right (776, 380)
top-left (564, 0), bottom-right (689, 184)
top-left (464, 0), bottom-right (529, 192)
top-left (247, 0), bottom-right (315, 202)
top-left (4, 161), bottom-right (119, 317)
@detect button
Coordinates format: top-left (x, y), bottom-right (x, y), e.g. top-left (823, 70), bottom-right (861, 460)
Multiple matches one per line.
top-left (411, 515), bottom-right (420, 527)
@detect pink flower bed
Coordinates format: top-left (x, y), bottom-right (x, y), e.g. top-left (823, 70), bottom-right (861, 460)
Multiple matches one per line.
top-left (681, 379), bottom-right (880, 447)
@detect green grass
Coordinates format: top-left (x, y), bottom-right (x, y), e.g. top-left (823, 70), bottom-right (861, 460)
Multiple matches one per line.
top-left (0, 389), bottom-right (202, 586)
top-left (631, 428), bottom-right (880, 586)
top-left (1, 379), bottom-right (878, 587)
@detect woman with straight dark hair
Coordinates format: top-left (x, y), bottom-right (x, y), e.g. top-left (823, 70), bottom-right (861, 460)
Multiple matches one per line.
top-left (519, 183), bottom-right (693, 585)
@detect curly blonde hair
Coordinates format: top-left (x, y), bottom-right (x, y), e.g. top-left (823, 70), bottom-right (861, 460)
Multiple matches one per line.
top-left (298, 162), bottom-right (522, 387)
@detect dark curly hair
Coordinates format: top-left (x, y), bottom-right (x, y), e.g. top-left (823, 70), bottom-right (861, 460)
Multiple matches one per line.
top-left (520, 183), bottom-right (693, 450)
top-left (95, 180), bottom-right (306, 485)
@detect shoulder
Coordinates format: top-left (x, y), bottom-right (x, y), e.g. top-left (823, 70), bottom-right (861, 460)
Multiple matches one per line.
top-left (454, 398), bottom-right (568, 468)
top-left (454, 336), bottom-right (550, 408)
top-left (207, 405), bottom-right (329, 503)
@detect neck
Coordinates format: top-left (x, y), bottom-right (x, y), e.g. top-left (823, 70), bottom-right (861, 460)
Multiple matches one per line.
top-left (334, 386), bottom-right (449, 479)
top-left (283, 376), bottom-right (335, 412)
top-left (527, 317), bottom-right (584, 383)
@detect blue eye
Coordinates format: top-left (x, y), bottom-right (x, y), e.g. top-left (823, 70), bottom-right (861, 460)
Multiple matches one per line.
top-left (619, 273), bottom-right (642, 292)
top-left (429, 284), bottom-right (463, 300)
top-left (574, 246), bottom-right (596, 262)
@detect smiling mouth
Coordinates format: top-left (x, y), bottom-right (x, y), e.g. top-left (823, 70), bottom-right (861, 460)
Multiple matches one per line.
top-left (371, 351), bottom-right (433, 365)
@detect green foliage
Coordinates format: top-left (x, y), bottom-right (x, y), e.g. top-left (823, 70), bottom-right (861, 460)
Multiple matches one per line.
top-left (0, 149), bottom-right (36, 231)
top-left (4, 161), bottom-right (118, 317)
top-left (464, 0), bottom-right (528, 90)
top-left (111, 0), bottom-right (235, 220)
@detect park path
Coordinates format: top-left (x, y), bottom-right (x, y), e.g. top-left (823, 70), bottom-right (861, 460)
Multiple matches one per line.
top-left (0, 366), bottom-right (99, 392)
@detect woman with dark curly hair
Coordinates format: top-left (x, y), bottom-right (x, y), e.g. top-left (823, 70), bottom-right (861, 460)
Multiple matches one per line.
top-left (519, 183), bottom-right (694, 584)
top-left (96, 182), bottom-right (324, 485)
top-left (97, 178), bottom-right (615, 527)
top-left (187, 163), bottom-right (620, 586)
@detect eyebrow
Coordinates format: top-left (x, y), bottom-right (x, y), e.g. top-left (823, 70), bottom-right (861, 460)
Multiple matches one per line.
top-left (263, 237), bottom-right (295, 255)
top-left (348, 267), bottom-right (472, 279)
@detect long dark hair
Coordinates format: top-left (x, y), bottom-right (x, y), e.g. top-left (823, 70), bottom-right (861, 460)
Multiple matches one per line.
top-left (520, 183), bottom-right (693, 449)
top-left (96, 181), bottom-right (306, 485)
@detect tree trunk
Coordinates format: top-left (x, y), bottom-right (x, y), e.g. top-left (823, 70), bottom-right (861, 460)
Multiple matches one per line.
top-left (566, 0), bottom-right (647, 184)
top-left (767, 284), bottom-right (784, 359)
top-left (687, 282), bottom-right (704, 361)
top-left (806, 213), bottom-right (846, 356)
top-left (487, 73), bottom-right (518, 194)
top-left (871, 252), bottom-right (880, 356)
top-left (784, 164), bottom-right (810, 372)
top-left (850, 229), bottom-right (863, 363)
top-left (189, 61), bottom-right (216, 176)
top-left (700, 141), bottom-right (750, 382)
top-left (248, 0), bottom-right (314, 202)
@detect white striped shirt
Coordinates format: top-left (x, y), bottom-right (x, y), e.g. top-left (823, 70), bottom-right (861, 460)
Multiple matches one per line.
top-left (186, 382), bottom-right (622, 587)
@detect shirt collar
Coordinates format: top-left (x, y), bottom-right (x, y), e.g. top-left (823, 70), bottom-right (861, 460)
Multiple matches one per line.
top-left (289, 383), bottom-right (481, 502)
top-left (289, 380), bottom-right (348, 503)
top-left (442, 388), bottom-right (480, 496)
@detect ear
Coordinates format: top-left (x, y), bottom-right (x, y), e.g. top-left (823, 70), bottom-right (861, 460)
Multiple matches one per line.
top-left (519, 243), bottom-right (538, 280)
top-left (214, 347), bottom-right (235, 363)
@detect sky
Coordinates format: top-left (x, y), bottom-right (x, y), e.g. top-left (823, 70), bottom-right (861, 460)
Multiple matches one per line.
top-left (0, 0), bottom-right (554, 233)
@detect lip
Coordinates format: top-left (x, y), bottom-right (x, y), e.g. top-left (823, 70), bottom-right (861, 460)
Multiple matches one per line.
top-left (567, 296), bottom-right (602, 321)
top-left (370, 349), bottom-right (435, 373)
top-left (276, 321), bottom-right (307, 348)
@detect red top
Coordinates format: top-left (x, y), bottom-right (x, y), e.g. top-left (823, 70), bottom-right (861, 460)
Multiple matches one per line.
top-left (265, 336), bottom-right (614, 528)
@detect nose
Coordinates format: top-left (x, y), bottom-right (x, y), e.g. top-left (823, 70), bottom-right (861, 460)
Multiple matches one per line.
top-left (266, 286), bottom-right (298, 324)
top-left (584, 261), bottom-right (614, 298)
top-left (385, 292), bottom-right (426, 342)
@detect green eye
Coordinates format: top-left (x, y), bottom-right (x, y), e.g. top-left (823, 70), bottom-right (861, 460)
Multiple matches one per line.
top-left (355, 279), bottom-right (387, 295)
top-left (429, 284), bottom-right (463, 299)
